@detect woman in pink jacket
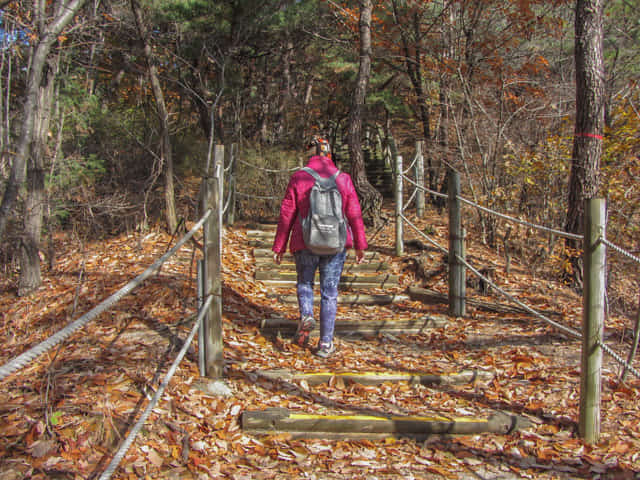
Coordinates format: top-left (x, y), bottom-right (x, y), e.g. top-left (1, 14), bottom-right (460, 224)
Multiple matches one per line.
top-left (272, 137), bottom-right (368, 358)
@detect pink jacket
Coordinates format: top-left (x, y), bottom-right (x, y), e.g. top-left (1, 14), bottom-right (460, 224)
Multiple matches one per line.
top-left (272, 155), bottom-right (368, 254)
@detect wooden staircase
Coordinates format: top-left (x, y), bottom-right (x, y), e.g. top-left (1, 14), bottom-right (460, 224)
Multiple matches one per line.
top-left (250, 227), bottom-right (401, 294)
top-left (242, 224), bottom-right (530, 440)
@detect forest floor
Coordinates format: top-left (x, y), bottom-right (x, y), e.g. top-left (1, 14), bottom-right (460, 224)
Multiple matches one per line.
top-left (0, 187), bottom-right (639, 480)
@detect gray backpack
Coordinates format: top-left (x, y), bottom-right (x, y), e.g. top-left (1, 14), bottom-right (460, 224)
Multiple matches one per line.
top-left (300, 167), bottom-right (347, 255)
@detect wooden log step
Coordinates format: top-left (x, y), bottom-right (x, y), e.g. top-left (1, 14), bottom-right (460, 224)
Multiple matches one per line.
top-left (244, 223), bottom-right (277, 230)
top-left (268, 293), bottom-right (409, 305)
top-left (241, 408), bottom-right (530, 439)
top-left (247, 230), bottom-right (276, 239)
top-left (256, 272), bottom-right (399, 288)
top-left (253, 248), bottom-right (383, 261)
top-left (260, 315), bottom-right (447, 335)
top-left (255, 368), bottom-right (495, 386)
top-left (408, 287), bottom-right (562, 317)
top-left (255, 259), bottom-right (390, 273)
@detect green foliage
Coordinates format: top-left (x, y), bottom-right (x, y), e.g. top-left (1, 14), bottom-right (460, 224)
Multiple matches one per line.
top-left (49, 411), bottom-right (62, 427)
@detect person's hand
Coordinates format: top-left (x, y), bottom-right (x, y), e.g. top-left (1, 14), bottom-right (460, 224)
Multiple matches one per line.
top-left (355, 249), bottom-right (365, 264)
top-left (273, 252), bottom-right (283, 265)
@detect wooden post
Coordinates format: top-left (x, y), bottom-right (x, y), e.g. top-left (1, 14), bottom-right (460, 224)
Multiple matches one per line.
top-left (201, 146), bottom-right (224, 379)
top-left (579, 198), bottom-right (606, 443)
top-left (448, 169), bottom-right (465, 317)
top-left (395, 155), bottom-right (404, 257)
top-left (197, 259), bottom-right (205, 376)
top-left (415, 141), bottom-right (425, 218)
top-left (215, 145), bottom-right (225, 228)
top-left (224, 143), bottom-right (237, 226)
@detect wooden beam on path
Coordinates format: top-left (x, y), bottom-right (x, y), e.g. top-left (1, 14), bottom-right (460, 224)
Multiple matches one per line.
top-left (253, 248), bottom-right (383, 262)
top-left (408, 287), bottom-right (561, 317)
top-left (241, 408), bottom-right (530, 440)
top-left (255, 368), bottom-right (495, 386)
top-left (256, 271), bottom-right (399, 288)
top-left (260, 315), bottom-right (448, 336)
top-left (268, 293), bottom-right (409, 305)
top-left (255, 260), bottom-right (390, 273)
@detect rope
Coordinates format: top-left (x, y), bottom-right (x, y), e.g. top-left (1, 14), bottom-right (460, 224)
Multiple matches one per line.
top-left (237, 157), bottom-right (300, 173)
top-left (222, 175), bottom-right (234, 216)
top-left (402, 188), bottom-right (418, 213)
top-left (402, 153), bottom-right (419, 175)
top-left (98, 296), bottom-right (212, 480)
top-left (399, 212), bottom-right (448, 254)
top-left (457, 254), bottom-right (583, 339)
top-left (236, 191), bottom-right (278, 200)
top-left (224, 150), bottom-right (235, 174)
top-left (0, 210), bottom-right (212, 383)
top-left (456, 195), bottom-right (583, 241)
top-left (600, 237), bottom-right (640, 264)
top-left (399, 212), bottom-right (582, 339)
top-left (401, 174), bottom-right (448, 199)
top-left (597, 340), bottom-right (640, 380)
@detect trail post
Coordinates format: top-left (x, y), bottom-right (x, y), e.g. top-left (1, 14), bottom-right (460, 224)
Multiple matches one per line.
top-left (202, 145), bottom-right (224, 379)
top-left (395, 155), bottom-right (404, 257)
top-left (579, 198), bottom-right (605, 443)
top-left (415, 141), bottom-right (425, 218)
top-left (448, 169), bottom-right (465, 317)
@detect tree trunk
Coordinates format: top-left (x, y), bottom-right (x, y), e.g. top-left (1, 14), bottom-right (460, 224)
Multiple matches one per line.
top-left (391, 0), bottom-right (440, 204)
top-left (19, 53), bottom-right (58, 296)
top-left (132, 0), bottom-right (177, 233)
top-left (0, 0), bottom-right (86, 241)
top-left (565, 0), bottom-right (605, 286)
top-left (348, 0), bottom-right (382, 227)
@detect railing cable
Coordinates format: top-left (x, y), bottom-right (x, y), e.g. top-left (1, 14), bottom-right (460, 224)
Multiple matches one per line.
top-left (401, 174), bottom-right (448, 199)
top-left (98, 295), bottom-right (212, 480)
top-left (600, 237), bottom-right (640, 265)
top-left (398, 212), bottom-right (448, 255)
top-left (237, 157), bottom-right (299, 173)
top-left (0, 210), bottom-right (212, 383)
top-left (597, 339), bottom-right (640, 380)
top-left (402, 153), bottom-right (419, 175)
top-left (456, 195), bottom-right (583, 241)
top-left (236, 191), bottom-right (278, 201)
top-left (400, 212), bottom-right (582, 340)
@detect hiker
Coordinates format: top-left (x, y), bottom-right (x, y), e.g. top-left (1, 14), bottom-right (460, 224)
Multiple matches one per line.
top-left (272, 136), bottom-right (368, 358)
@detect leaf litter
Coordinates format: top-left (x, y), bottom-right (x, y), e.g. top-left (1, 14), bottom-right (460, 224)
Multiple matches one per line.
top-left (0, 200), bottom-right (639, 479)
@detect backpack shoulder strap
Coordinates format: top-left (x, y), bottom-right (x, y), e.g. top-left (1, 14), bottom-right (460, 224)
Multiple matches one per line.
top-left (302, 167), bottom-right (341, 188)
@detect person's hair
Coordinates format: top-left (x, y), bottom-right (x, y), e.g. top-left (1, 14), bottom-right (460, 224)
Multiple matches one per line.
top-left (306, 135), bottom-right (331, 157)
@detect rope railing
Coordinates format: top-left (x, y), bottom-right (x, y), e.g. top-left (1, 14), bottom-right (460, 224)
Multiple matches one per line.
top-left (457, 195), bottom-right (583, 241)
top-left (402, 152), bottom-right (420, 175)
top-left (99, 295), bottom-right (213, 480)
top-left (399, 212), bottom-right (448, 255)
top-left (237, 157), bottom-right (300, 173)
top-left (600, 237), bottom-right (640, 264)
top-left (398, 164), bottom-right (640, 387)
top-left (401, 173), bottom-right (448, 199)
top-left (235, 191), bottom-right (279, 201)
top-left (597, 339), bottom-right (640, 380)
top-left (0, 210), bottom-right (212, 383)
top-left (400, 212), bottom-right (584, 339)
top-left (402, 187), bottom-right (418, 212)
top-left (399, 171), bottom-right (582, 241)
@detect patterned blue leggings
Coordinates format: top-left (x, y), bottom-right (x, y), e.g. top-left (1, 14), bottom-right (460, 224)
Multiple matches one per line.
top-left (294, 249), bottom-right (346, 346)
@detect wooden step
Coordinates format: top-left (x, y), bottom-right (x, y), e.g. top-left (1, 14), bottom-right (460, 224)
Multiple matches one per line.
top-left (260, 315), bottom-right (447, 335)
top-left (247, 230), bottom-right (276, 239)
top-left (255, 261), bottom-right (390, 273)
top-left (255, 368), bottom-right (495, 386)
top-left (241, 408), bottom-right (530, 440)
top-left (255, 271), bottom-right (399, 288)
top-left (253, 248), bottom-right (383, 261)
top-left (268, 293), bottom-right (409, 305)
